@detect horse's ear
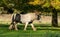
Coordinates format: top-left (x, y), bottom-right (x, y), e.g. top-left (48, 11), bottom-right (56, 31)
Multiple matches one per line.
top-left (35, 12), bottom-right (40, 15)
top-left (34, 10), bottom-right (39, 14)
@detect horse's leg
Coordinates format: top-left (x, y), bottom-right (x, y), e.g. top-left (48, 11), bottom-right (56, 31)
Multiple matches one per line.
top-left (9, 22), bottom-right (14, 30)
top-left (14, 22), bottom-right (18, 31)
top-left (9, 24), bottom-right (13, 30)
top-left (30, 24), bottom-right (36, 31)
top-left (9, 14), bottom-right (15, 30)
top-left (24, 22), bottom-right (28, 31)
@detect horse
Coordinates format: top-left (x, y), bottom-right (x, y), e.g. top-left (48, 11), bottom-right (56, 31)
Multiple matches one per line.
top-left (9, 10), bottom-right (41, 31)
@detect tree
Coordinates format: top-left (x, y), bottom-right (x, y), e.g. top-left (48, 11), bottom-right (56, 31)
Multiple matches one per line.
top-left (52, 8), bottom-right (58, 27)
top-left (43, 0), bottom-right (58, 27)
top-left (50, 0), bottom-right (58, 27)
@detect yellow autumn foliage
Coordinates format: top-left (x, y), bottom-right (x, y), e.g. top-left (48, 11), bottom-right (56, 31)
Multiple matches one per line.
top-left (28, 0), bottom-right (41, 5)
top-left (51, 0), bottom-right (60, 9)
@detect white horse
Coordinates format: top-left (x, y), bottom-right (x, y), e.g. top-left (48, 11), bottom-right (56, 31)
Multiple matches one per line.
top-left (9, 11), bottom-right (41, 31)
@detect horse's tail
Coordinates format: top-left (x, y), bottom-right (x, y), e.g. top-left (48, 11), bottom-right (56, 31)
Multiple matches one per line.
top-left (9, 14), bottom-right (15, 30)
top-left (12, 15), bottom-right (15, 22)
top-left (11, 14), bottom-right (15, 25)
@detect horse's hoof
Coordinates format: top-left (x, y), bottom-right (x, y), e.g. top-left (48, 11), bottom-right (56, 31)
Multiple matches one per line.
top-left (9, 25), bottom-right (13, 30)
top-left (9, 28), bottom-right (12, 30)
top-left (15, 29), bottom-right (18, 31)
top-left (33, 28), bottom-right (36, 31)
top-left (9, 27), bottom-right (12, 30)
top-left (24, 29), bottom-right (26, 31)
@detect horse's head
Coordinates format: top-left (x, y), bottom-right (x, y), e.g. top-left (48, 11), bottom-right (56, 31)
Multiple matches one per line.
top-left (33, 10), bottom-right (41, 20)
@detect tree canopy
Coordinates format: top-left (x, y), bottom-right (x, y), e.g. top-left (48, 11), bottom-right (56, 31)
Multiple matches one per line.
top-left (0, 0), bottom-right (60, 13)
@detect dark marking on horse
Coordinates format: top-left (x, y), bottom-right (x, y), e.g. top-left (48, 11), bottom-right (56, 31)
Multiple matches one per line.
top-left (28, 20), bottom-right (33, 24)
top-left (37, 15), bottom-right (41, 20)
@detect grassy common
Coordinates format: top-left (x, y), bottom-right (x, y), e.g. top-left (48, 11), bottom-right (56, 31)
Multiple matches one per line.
top-left (0, 24), bottom-right (60, 37)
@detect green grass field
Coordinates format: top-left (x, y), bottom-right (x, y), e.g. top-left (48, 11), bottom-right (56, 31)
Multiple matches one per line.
top-left (0, 24), bottom-right (60, 37)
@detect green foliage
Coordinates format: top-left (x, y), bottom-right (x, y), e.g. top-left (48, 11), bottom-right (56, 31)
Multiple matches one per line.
top-left (0, 24), bottom-right (60, 37)
top-left (0, 0), bottom-right (60, 13)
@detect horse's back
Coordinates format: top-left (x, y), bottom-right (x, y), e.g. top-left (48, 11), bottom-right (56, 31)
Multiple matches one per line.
top-left (20, 13), bottom-right (37, 23)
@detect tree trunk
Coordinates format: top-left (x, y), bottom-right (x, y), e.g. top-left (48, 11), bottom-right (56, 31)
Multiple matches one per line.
top-left (52, 8), bottom-right (58, 27)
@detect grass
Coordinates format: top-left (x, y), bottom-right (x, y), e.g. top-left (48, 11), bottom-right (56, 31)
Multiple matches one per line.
top-left (0, 24), bottom-right (60, 37)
